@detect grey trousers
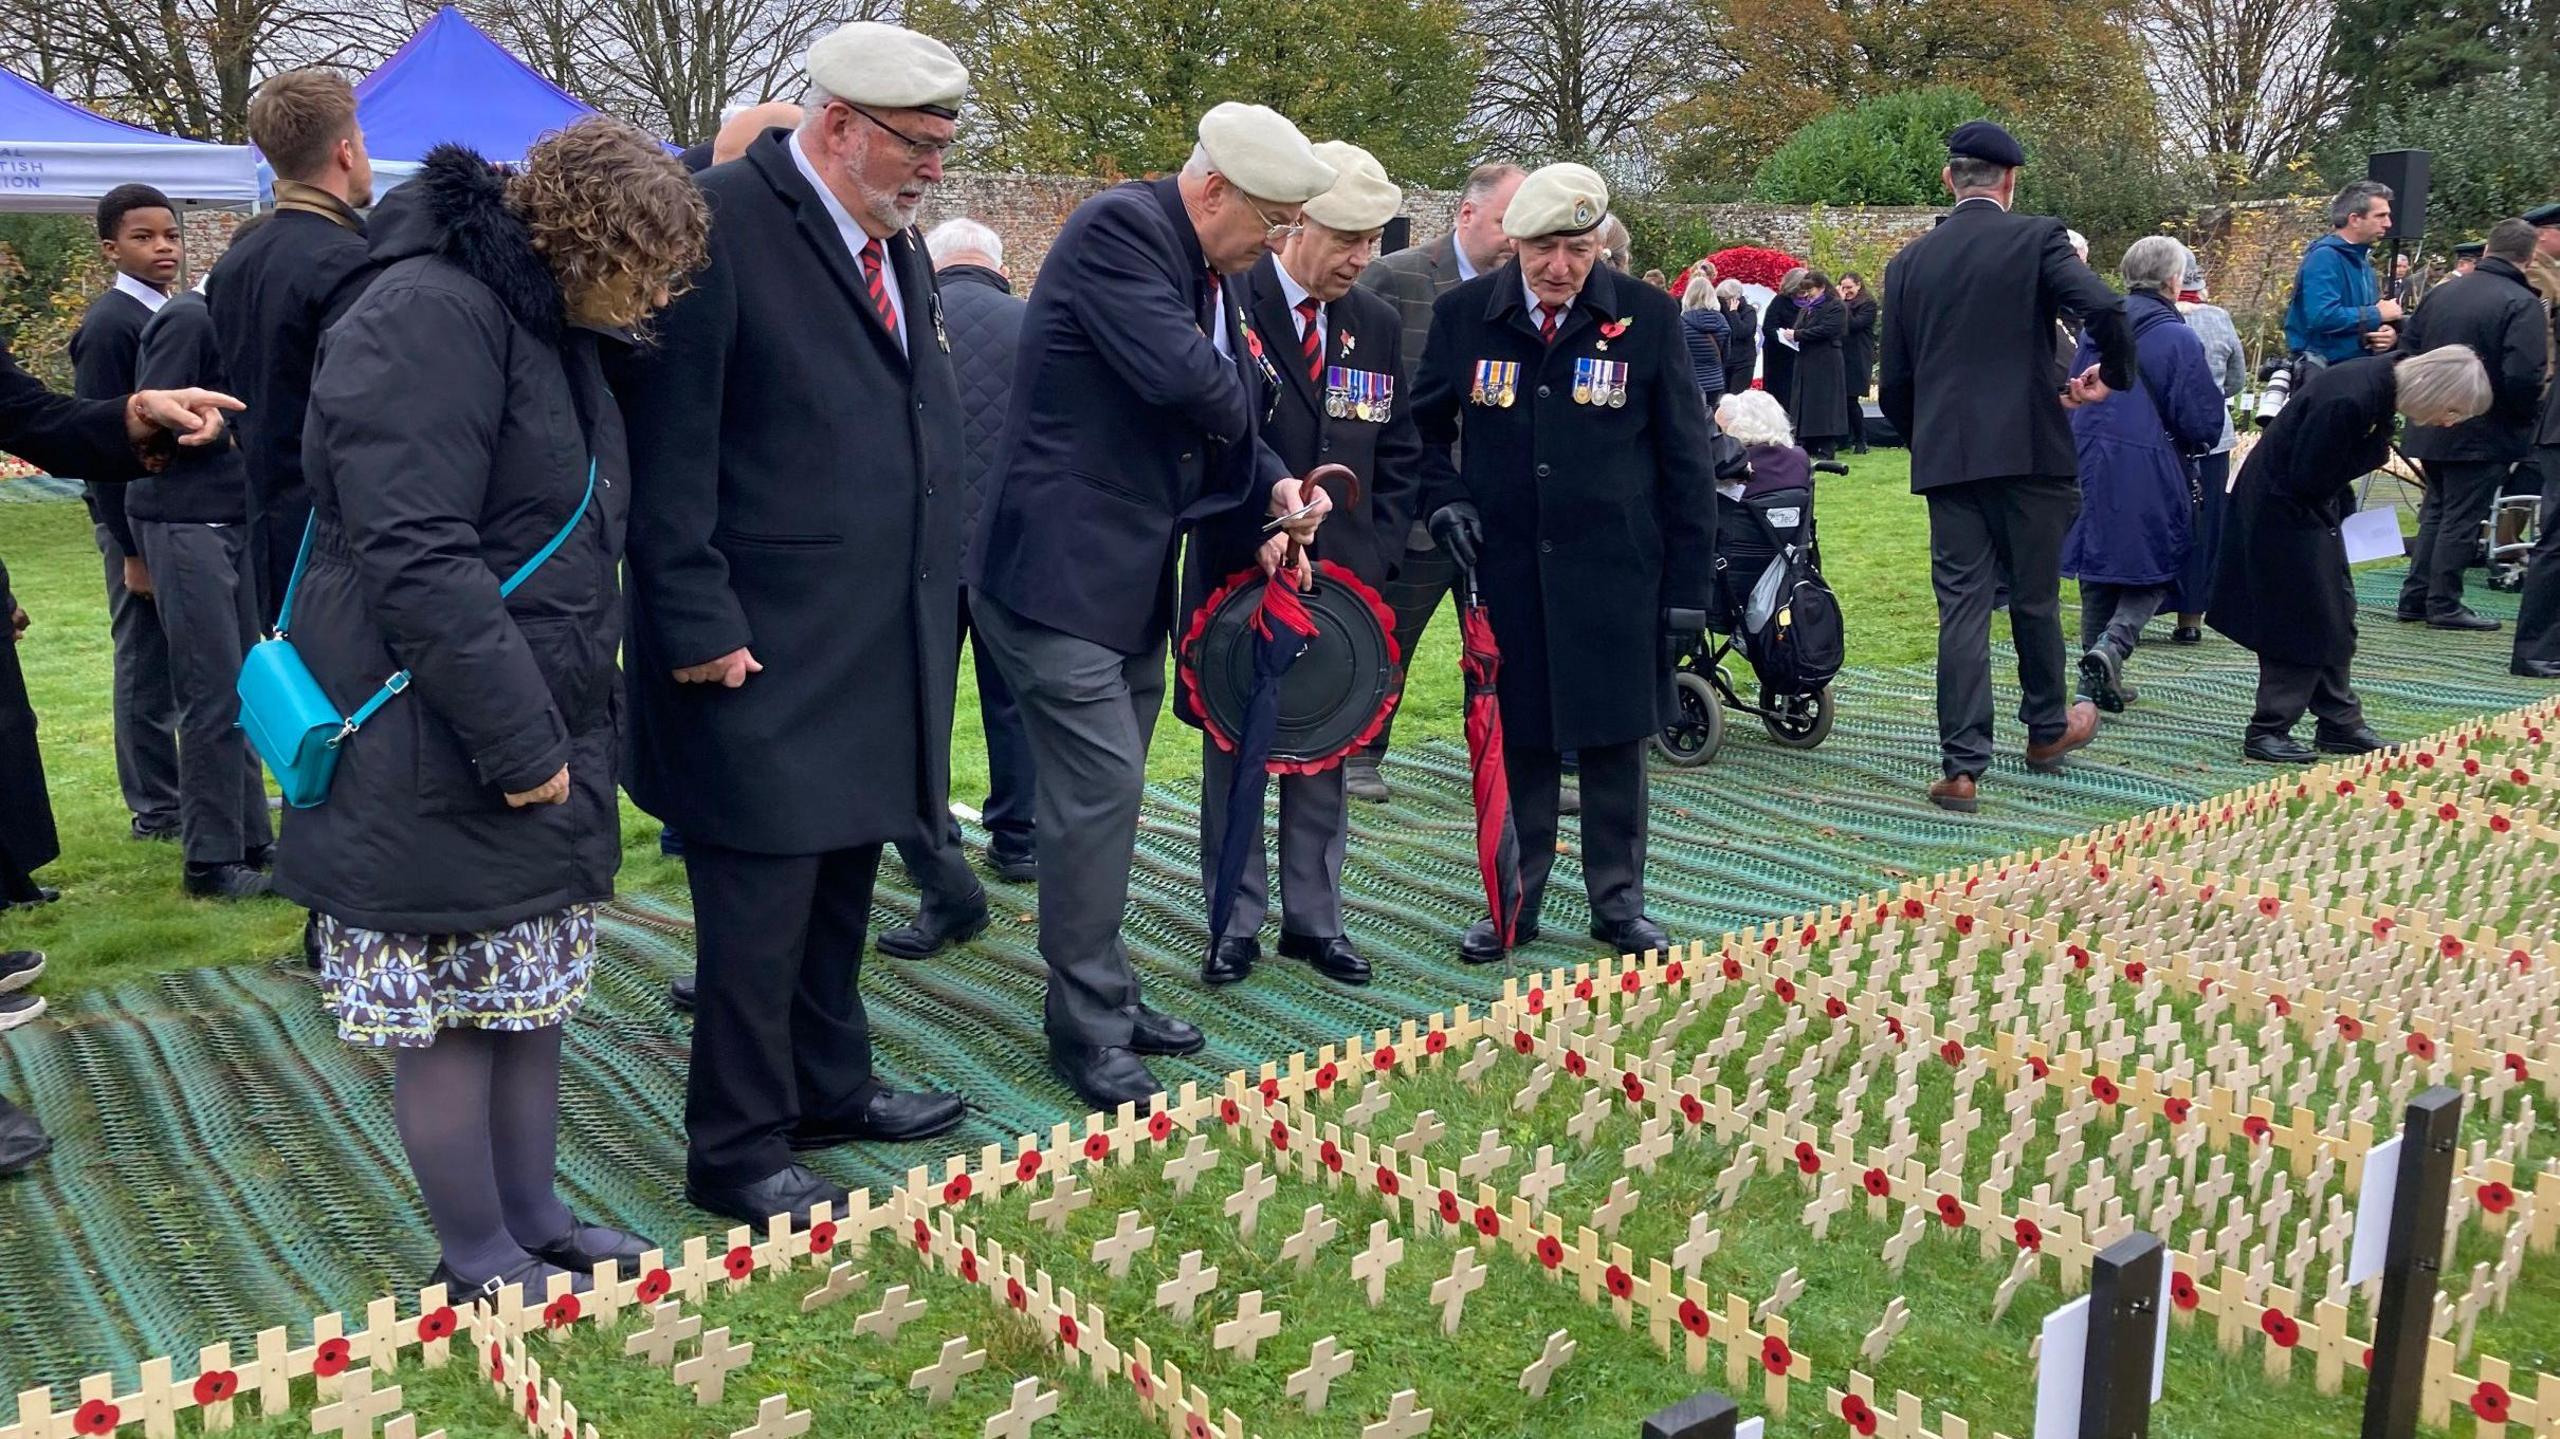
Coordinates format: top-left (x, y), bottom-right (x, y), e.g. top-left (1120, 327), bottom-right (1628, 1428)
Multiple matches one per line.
top-left (1926, 478), bottom-right (2079, 779)
top-left (132, 521), bottom-right (271, 865)
top-left (1199, 737), bottom-right (1348, 941)
top-left (971, 592), bottom-right (1161, 1050)
top-left (2078, 582), bottom-right (2169, 663)
top-left (94, 523), bottom-right (180, 830)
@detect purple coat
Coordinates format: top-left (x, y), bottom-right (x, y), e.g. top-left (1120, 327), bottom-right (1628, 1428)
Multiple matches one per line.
top-left (2061, 291), bottom-right (2227, 586)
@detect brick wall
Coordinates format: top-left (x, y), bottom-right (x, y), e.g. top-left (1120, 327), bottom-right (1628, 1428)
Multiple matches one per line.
top-left (2166, 198), bottom-right (2333, 352)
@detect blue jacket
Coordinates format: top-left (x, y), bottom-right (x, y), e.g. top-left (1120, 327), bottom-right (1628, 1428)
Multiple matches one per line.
top-left (1680, 306), bottom-right (1729, 399)
top-left (2062, 291), bottom-right (2228, 586)
top-left (2282, 233), bottom-right (2384, 363)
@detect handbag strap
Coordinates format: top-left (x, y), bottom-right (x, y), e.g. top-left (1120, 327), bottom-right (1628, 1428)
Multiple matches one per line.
top-left (329, 460), bottom-right (599, 744)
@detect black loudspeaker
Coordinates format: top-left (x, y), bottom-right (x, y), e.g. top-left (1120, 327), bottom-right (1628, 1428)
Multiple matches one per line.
top-left (1382, 216), bottom-right (1411, 255)
top-left (2367, 150), bottom-right (2429, 241)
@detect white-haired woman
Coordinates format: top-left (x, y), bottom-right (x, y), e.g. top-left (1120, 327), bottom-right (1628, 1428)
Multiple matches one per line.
top-left (2168, 255), bottom-right (2247, 642)
top-left (2060, 236), bottom-right (2227, 712)
top-left (2210, 344), bottom-right (2492, 762)
top-left (1680, 272), bottom-right (1730, 409)
top-left (1710, 390), bottom-right (1813, 614)
top-left (1717, 278), bottom-right (1758, 391)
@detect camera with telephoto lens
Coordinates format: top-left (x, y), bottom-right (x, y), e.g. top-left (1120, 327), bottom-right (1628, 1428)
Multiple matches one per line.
top-left (2253, 352), bottom-right (2326, 428)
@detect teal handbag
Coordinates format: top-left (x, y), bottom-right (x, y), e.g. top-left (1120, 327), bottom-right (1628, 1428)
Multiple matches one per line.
top-left (237, 461), bottom-right (597, 809)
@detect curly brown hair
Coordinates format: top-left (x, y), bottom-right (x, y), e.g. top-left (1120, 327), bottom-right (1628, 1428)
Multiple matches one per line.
top-left (508, 117), bottom-right (709, 332)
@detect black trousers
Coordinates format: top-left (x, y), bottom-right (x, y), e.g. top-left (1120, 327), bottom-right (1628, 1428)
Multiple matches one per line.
top-left (1367, 537), bottom-right (1459, 758)
top-left (1925, 477), bottom-right (2079, 779)
top-left (893, 588), bottom-right (1029, 923)
top-left (683, 840), bottom-right (881, 1188)
top-left (1510, 735), bottom-right (1647, 927)
top-left (2250, 659), bottom-right (2366, 741)
top-left (2398, 458), bottom-right (2509, 619)
top-left (2514, 451), bottom-right (2560, 666)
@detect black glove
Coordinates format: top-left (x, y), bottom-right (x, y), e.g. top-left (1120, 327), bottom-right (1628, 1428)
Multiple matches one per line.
top-left (1429, 502), bottom-right (1484, 571)
top-left (1664, 607), bottom-right (1709, 662)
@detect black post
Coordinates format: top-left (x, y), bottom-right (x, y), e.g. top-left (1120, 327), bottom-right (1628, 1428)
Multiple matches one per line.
top-left (2081, 1231), bottom-right (2165, 1439)
top-left (2362, 1085), bottom-right (2464, 1439)
top-left (1644, 1391), bottom-right (1738, 1439)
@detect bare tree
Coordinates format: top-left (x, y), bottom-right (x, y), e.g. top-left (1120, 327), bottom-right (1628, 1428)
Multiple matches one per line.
top-left (1468, 0), bottom-right (1692, 172)
top-left (2141, 0), bottom-right (2345, 192)
top-left (0, 0), bottom-right (396, 140)
top-left (586, 0), bottom-right (889, 143)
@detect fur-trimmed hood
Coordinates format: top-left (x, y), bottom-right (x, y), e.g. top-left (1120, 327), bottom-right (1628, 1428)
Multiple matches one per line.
top-left (365, 143), bottom-right (564, 341)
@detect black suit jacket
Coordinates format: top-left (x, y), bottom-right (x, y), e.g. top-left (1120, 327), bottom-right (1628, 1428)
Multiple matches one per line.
top-left (1, 339), bottom-right (135, 483)
top-left (2398, 256), bottom-right (2548, 463)
top-left (1357, 232), bottom-right (1465, 381)
top-left (969, 176), bottom-right (1284, 655)
top-left (612, 130), bottom-right (964, 855)
top-left (1880, 198), bottom-right (2135, 492)
top-left (69, 286), bottom-right (153, 550)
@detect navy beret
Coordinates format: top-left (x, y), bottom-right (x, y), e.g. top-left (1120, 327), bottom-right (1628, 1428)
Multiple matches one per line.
top-left (2453, 241), bottom-right (2484, 256)
top-left (2525, 202), bottom-right (2560, 226)
top-left (1948, 120), bottom-right (2025, 168)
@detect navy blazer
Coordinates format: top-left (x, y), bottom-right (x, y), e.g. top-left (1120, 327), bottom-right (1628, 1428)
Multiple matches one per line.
top-left (970, 177), bottom-right (1286, 655)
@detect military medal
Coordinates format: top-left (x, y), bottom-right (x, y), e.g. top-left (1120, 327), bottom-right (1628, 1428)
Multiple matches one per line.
top-left (1606, 361), bottom-right (1629, 407)
top-left (1470, 359), bottom-right (1490, 406)
top-left (1498, 362), bottom-right (1517, 407)
top-left (1573, 357), bottom-right (1593, 406)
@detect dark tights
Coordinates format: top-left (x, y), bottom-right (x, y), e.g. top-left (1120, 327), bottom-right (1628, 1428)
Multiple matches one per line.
top-left (392, 1025), bottom-right (610, 1282)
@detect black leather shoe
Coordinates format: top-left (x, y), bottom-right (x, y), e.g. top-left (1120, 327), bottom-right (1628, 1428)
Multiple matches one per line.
top-left (183, 862), bottom-right (274, 900)
top-left (243, 843), bottom-right (276, 872)
top-left (427, 1256), bottom-right (584, 1303)
top-left (2429, 609), bottom-right (2502, 632)
top-left (877, 899), bottom-right (991, 959)
top-left (2512, 659), bottom-right (2560, 678)
top-left (1126, 1005), bottom-right (1205, 1057)
top-left (0, 1094), bottom-right (51, 1178)
top-left (1278, 931), bottom-right (1371, 985)
top-left (1200, 936), bottom-right (1258, 986)
top-left (1343, 756), bottom-right (1390, 804)
top-left (528, 1223), bottom-right (655, 1274)
top-left (1590, 915), bottom-right (1671, 956)
top-left (1459, 916), bottom-right (1540, 966)
top-left (2170, 625), bottom-right (2202, 645)
top-left (669, 978), bottom-right (696, 1013)
top-left (130, 818), bottom-right (180, 843)
top-left (687, 1163), bottom-right (849, 1229)
top-left (986, 847), bottom-right (1038, 884)
top-left (2245, 733), bottom-right (2320, 764)
top-left (2394, 607), bottom-right (2427, 623)
top-left (2315, 724), bottom-right (2391, 755)
top-left (1052, 1046), bottom-right (1164, 1109)
top-left (789, 1087), bottom-right (965, 1150)
top-left (0, 886), bottom-right (58, 913)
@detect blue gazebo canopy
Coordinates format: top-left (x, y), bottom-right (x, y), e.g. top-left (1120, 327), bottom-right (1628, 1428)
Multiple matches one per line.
top-left (0, 67), bottom-right (258, 211)
top-left (354, 6), bottom-right (600, 171)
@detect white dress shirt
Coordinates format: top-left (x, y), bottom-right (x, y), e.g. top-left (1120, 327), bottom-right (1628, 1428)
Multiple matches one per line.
top-left (790, 131), bottom-right (905, 355)
top-left (1521, 274), bottom-right (1572, 335)
top-left (114, 270), bottom-right (170, 315)
top-left (1272, 258), bottom-right (1324, 357)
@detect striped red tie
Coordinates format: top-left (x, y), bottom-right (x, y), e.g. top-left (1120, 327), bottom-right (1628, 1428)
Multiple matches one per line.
top-left (858, 237), bottom-right (898, 338)
top-left (1537, 306), bottom-right (1559, 344)
top-left (1296, 297), bottom-right (1323, 383)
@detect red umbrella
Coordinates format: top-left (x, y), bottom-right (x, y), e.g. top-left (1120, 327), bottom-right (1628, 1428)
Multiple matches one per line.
top-left (1458, 563), bottom-right (1525, 948)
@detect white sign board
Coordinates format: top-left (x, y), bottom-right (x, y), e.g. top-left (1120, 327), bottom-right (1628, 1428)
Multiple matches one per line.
top-left (2343, 506), bottom-right (2405, 566)
top-left (2034, 1295), bottom-right (2091, 1439)
top-left (2348, 1135), bottom-right (2404, 1285)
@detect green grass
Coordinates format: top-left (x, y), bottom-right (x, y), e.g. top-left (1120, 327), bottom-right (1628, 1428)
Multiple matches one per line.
top-left (0, 455), bottom-right (1940, 993)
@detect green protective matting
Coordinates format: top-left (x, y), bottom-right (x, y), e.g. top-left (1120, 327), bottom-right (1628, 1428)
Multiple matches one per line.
top-left (0, 564), bottom-right (2549, 1395)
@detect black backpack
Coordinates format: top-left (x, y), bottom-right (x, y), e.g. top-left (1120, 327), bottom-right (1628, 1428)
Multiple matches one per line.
top-left (1737, 512), bottom-right (1843, 694)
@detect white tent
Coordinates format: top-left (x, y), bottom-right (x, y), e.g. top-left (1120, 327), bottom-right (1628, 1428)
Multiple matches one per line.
top-left (0, 68), bottom-right (259, 212)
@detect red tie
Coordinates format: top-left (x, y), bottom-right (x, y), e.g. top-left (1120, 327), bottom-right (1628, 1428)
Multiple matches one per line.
top-left (859, 237), bottom-right (898, 340)
top-left (1538, 306), bottom-right (1559, 344)
top-left (1296, 297), bottom-right (1323, 383)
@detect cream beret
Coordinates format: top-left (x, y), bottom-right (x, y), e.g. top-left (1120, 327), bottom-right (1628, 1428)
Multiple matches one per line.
top-left (1301, 141), bottom-right (1401, 233)
top-left (1197, 103), bottom-right (1336, 205)
top-left (1502, 162), bottom-right (1610, 240)
top-left (804, 21), bottom-right (969, 118)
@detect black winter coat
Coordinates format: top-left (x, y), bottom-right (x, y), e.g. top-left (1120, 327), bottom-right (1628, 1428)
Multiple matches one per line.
top-left (1721, 299), bottom-right (1758, 389)
top-left (1842, 293), bottom-right (1878, 406)
top-left (936, 263), bottom-right (1026, 548)
top-left (1413, 261), bottom-right (1720, 751)
top-left (2398, 257), bottom-right (2548, 463)
top-left (2209, 355), bottom-right (2399, 667)
top-left (128, 292), bottom-right (248, 525)
top-left (274, 147), bottom-right (627, 933)
top-left (1760, 300), bottom-right (1795, 414)
top-left (613, 129), bottom-right (964, 856)
top-left (1783, 293), bottom-right (1849, 441)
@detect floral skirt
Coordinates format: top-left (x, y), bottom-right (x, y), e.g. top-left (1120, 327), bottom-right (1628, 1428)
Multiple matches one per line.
top-left (316, 904), bottom-right (596, 1048)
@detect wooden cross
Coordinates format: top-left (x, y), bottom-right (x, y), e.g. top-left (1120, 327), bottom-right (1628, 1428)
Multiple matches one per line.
top-left (1092, 1210), bottom-right (1158, 1280)
top-left (673, 1327), bottom-right (754, 1407)
top-left (381, 1418), bottom-right (443, 1439)
top-left (1673, 1212), bottom-right (1722, 1277)
top-left (1458, 1041), bottom-right (1499, 1086)
top-left (1286, 1335), bottom-right (1356, 1413)
top-left (1565, 1087), bottom-right (1612, 1145)
top-left (798, 1264), bottom-right (866, 1315)
top-left (1458, 1129), bottom-right (1514, 1183)
top-left (1430, 1247), bottom-right (1488, 1335)
top-left (311, 1365), bottom-right (402, 1439)
top-left (1154, 1250), bottom-right (1221, 1323)
top-left (982, 1375), bottom-right (1059, 1439)
top-left (1028, 1174), bottom-right (1093, 1234)
top-left (1518, 1329), bottom-right (1578, 1399)
top-left (625, 1302), bottom-right (701, 1367)
top-left (1395, 1110), bottom-right (1446, 1156)
top-left (1164, 1135), bottom-right (1218, 1196)
top-left (852, 1285), bottom-right (927, 1343)
top-left (1860, 1296), bottom-right (1912, 1364)
top-left (1518, 1146), bottom-right (1565, 1211)
top-left (1212, 1290), bottom-right (1284, 1363)
top-left (1591, 1177), bottom-right (1640, 1236)
top-left (1280, 1203), bottom-right (1341, 1270)
top-left (1514, 1064), bottom-right (1555, 1111)
top-left (1345, 1083), bottom-right (1393, 1130)
top-left (1623, 1118), bottom-right (1673, 1174)
top-left (1362, 1389), bottom-right (1434, 1439)
top-left (730, 1395), bottom-right (811, 1439)
top-left (1352, 1220), bottom-right (1405, 1306)
top-left (1224, 1162), bottom-right (1278, 1240)
top-left (907, 1335), bottom-right (986, 1408)
top-left (1754, 1267), bottom-right (1805, 1322)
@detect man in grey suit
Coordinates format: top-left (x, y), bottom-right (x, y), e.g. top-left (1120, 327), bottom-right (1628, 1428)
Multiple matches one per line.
top-left (1352, 161), bottom-right (1522, 803)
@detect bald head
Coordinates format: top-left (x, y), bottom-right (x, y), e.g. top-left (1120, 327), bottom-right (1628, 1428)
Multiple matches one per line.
top-left (714, 102), bottom-right (805, 165)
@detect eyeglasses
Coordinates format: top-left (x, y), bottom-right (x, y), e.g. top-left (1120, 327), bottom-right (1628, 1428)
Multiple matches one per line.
top-left (846, 103), bottom-right (956, 163)
top-left (1241, 193), bottom-right (1304, 243)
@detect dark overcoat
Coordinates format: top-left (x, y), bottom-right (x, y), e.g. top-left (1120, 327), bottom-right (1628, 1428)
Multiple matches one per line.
top-left (2209, 355), bottom-right (2399, 667)
top-left (611, 129), bottom-right (964, 857)
top-left (1720, 298), bottom-right (1758, 389)
top-left (1175, 255), bottom-right (1424, 726)
top-left (277, 147), bottom-right (626, 933)
top-left (1759, 299), bottom-right (1796, 412)
top-left (69, 286), bottom-right (152, 549)
top-left (1842, 292), bottom-right (1878, 409)
top-left (934, 263), bottom-right (1027, 547)
top-left (970, 177), bottom-right (1284, 657)
top-left (2397, 256), bottom-right (2548, 464)
top-left (129, 292), bottom-right (249, 525)
top-left (1679, 305), bottom-right (1729, 401)
top-left (1784, 292), bottom-right (1849, 441)
top-left (2062, 292), bottom-right (2228, 586)
top-left (1412, 260), bottom-right (1719, 751)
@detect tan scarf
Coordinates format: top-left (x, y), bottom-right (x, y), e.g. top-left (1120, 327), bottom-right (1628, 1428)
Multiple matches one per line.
top-left (271, 179), bottom-right (363, 231)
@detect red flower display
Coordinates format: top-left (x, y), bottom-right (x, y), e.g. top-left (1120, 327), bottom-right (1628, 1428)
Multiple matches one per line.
top-left (2374, 917), bottom-right (2395, 938)
top-left (490, 1344), bottom-right (504, 1382)
top-left (1148, 1111), bottom-right (1175, 1143)
top-left (1825, 995), bottom-right (1848, 1019)
top-left (2480, 1181), bottom-right (2516, 1213)
top-left (1774, 977), bottom-right (1798, 1004)
top-left (724, 1245), bottom-right (755, 1281)
top-left (1939, 1039), bottom-right (1964, 1066)
top-left (2506, 1052), bottom-right (2531, 1080)
top-left (1438, 1189), bottom-right (1462, 1225)
top-left (1425, 1030), bottom-right (1450, 1056)
top-left (1795, 1141), bottom-right (1822, 1174)
top-left (2511, 950), bottom-right (2534, 972)
top-left (1058, 1314), bottom-right (1080, 1348)
top-left (2025, 1055), bottom-right (2050, 1081)
top-left (313, 1338), bottom-right (352, 1379)
top-left (809, 1220), bottom-right (838, 1255)
top-left (1902, 898), bottom-right (1926, 920)
top-left (1885, 1016), bottom-right (1906, 1043)
top-left (1863, 1167), bottom-right (1891, 1198)
top-left (192, 1370), bottom-right (239, 1407)
top-left (1537, 1235), bottom-right (1566, 1269)
top-left (2337, 779), bottom-right (2356, 796)
top-left (1936, 1193), bottom-right (1967, 1227)
top-left (2270, 994), bottom-right (2293, 1018)
top-left (2091, 863), bottom-right (2110, 881)
top-left (2386, 790), bottom-right (2406, 810)
top-left (2171, 1272), bottom-right (2199, 1310)
top-left (1761, 1335), bottom-right (1794, 1374)
top-left (2472, 1380), bottom-right (2512, 1424)
top-left (418, 1306), bottom-right (458, 1343)
top-left (2244, 1116), bottom-right (2272, 1143)
top-left (942, 1173), bottom-right (973, 1205)
top-left (1314, 1062), bottom-right (1339, 1091)
top-left (914, 1218), bottom-right (932, 1252)
top-left (1704, 246), bottom-right (1805, 290)
top-left (525, 1382), bottom-right (540, 1422)
top-left (2015, 1218), bottom-right (2043, 1251)
top-left (1320, 1140), bottom-right (1343, 1173)
top-left (2406, 1032), bottom-right (2437, 1061)
top-left (2440, 935), bottom-right (2466, 958)
top-left (2067, 944), bottom-right (2092, 970)
top-left (544, 1294), bottom-right (581, 1330)
top-left (1666, 959), bottom-right (1687, 984)
top-left (1006, 1277), bottom-right (1027, 1311)
top-left (2335, 1014), bottom-right (2365, 1042)
top-left (2464, 757), bottom-right (2481, 776)
top-left (1679, 1298), bottom-right (1712, 1337)
top-left (1621, 970), bottom-right (1643, 994)
top-left (1083, 1132), bottom-right (1112, 1162)
top-left (1130, 1360), bottom-right (1156, 1401)
top-left (1564, 1050), bottom-right (1588, 1078)
top-left (1722, 956), bottom-right (1745, 981)
top-left (1574, 977), bottom-right (1596, 1001)
top-left (2164, 1096), bottom-right (2193, 1125)
top-left (1841, 1394), bottom-right (1880, 1435)
top-left (2091, 1075), bottom-right (2120, 1106)
top-left (636, 1268), bottom-right (672, 1305)
top-left (2257, 895), bottom-right (2281, 917)
top-left (1220, 1098), bottom-right (1242, 1127)
top-left (1761, 936), bottom-right (1781, 956)
top-left (1475, 1205), bottom-right (1502, 1237)
top-left (1514, 1029), bottom-right (1536, 1055)
top-left (2123, 960), bottom-right (2147, 984)
top-left (1953, 912), bottom-right (1976, 936)
top-left (1622, 1072), bottom-right (1645, 1103)
top-left (1186, 1413), bottom-right (1213, 1439)
top-left (72, 1401), bottom-right (120, 1436)
top-left (1605, 1264), bottom-right (1635, 1299)
top-left (1526, 987), bottom-right (1547, 1014)
top-left (1270, 1120), bottom-right (1291, 1151)
top-left (1015, 1151), bottom-right (1044, 1184)
top-left (2437, 802), bottom-right (2460, 823)
top-left (960, 1249), bottom-right (980, 1283)
top-left (1376, 1165), bottom-right (1401, 1197)
top-left (2260, 1308), bottom-right (2300, 1348)
top-left (1680, 1093), bottom-right (1707, 1124)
